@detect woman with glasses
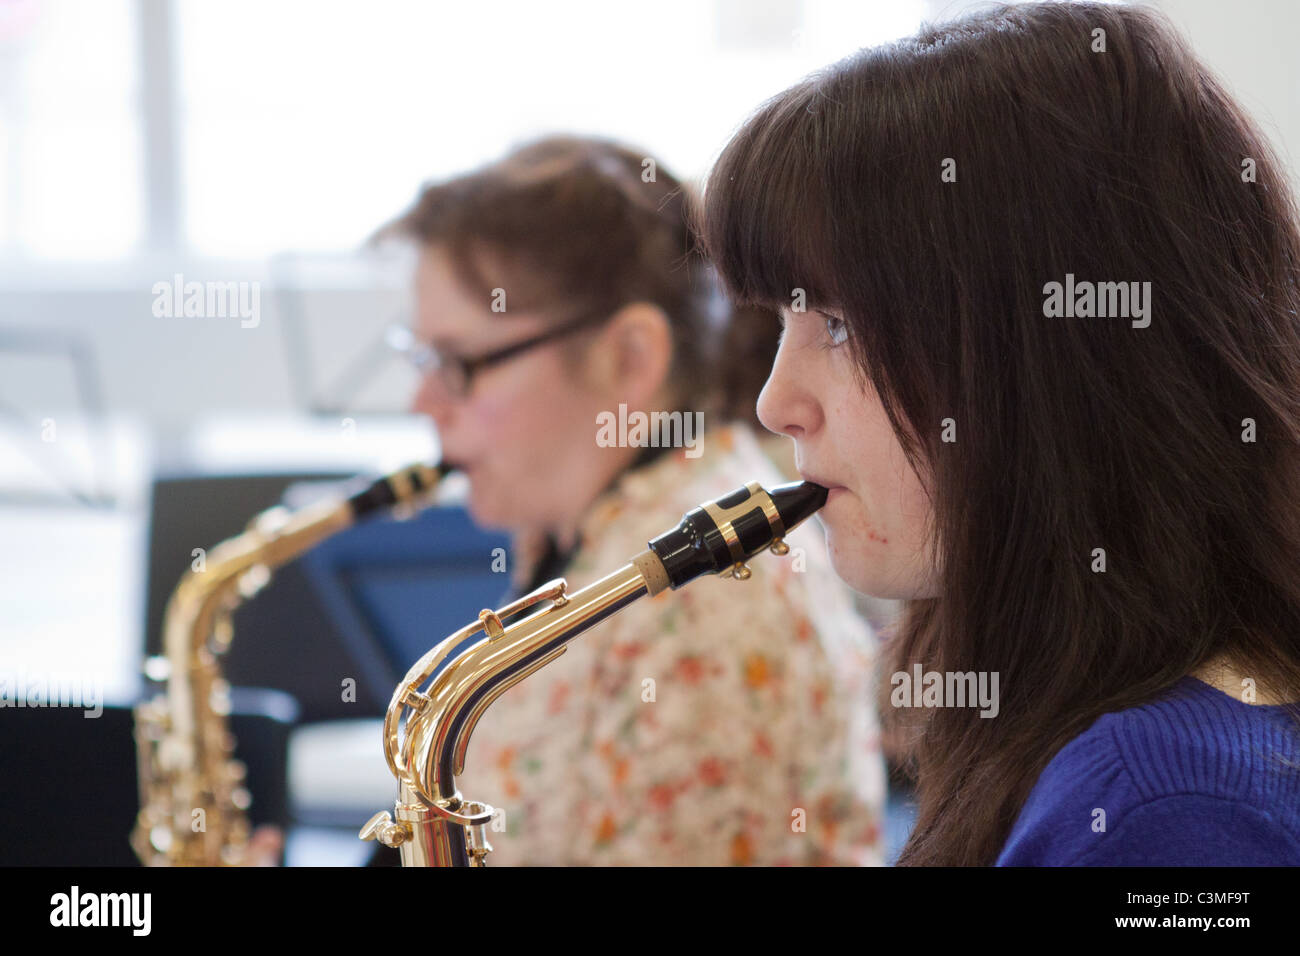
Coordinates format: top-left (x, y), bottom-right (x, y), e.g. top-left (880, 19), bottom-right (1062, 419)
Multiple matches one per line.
top-left (701, 1), bottom-right (1300, 865)
top-left (374, 134), bottom-right (886, 865)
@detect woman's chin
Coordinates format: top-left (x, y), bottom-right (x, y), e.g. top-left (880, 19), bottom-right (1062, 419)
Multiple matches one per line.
top-left (826, 536), bottom-right (901, 600)
top-left (822, 534), bottom-right (861, 591)
top-left (464, 494), bottom-right (510, 532)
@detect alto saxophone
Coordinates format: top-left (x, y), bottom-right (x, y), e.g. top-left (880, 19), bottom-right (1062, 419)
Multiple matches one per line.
top-left (133, 462), bottom-right (450, 866)
top-left (360, 479), bottom-right (827, 866)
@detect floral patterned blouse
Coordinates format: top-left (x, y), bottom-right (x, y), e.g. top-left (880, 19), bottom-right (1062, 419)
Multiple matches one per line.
top-left (454, 424), bottom-right (886, 865)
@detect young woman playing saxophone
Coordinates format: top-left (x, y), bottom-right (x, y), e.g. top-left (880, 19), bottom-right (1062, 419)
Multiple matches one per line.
top-left (701, 1), bottom-right (1300, 866)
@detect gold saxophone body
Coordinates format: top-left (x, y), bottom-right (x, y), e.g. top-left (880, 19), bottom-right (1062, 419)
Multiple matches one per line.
top-left (360, 479), bottom-right (828, 866)
top-left (133, 462), bottom-right (450, 866)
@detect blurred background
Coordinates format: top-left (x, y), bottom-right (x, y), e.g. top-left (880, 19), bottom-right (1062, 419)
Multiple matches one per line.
top-left (1, 0), bottom-right (1296, 866)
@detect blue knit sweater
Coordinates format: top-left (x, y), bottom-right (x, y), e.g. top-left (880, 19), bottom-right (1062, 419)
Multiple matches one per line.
top-left (996, 676), bottom-right (1300, 865)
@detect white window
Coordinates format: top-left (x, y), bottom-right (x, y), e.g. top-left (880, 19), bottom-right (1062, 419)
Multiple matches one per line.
top-left (174, 0), bottom-right (925, 256)
top-left (0, 0), bottom-right (142, 257)
top-left (0, 0), bottom-right (927, 259)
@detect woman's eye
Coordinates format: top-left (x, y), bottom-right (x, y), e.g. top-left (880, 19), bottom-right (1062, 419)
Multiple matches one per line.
top-left (823, 313), bottom-right (848, 346)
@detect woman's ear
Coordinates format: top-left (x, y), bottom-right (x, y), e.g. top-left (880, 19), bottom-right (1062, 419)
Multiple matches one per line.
top-left (588, 302), bottom-right (673, 404)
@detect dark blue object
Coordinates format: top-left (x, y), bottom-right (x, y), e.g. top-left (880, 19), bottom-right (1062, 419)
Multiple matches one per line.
top-left (297, 504), bottom-right (511, 694)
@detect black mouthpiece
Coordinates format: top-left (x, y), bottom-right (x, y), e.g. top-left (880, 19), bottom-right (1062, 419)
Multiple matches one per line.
top-left (346, 462), bottom-right (450, 519)
top-left (647, 480), bottom-right (828, 589)
top-left (770, 480), bottom-right (830, 529)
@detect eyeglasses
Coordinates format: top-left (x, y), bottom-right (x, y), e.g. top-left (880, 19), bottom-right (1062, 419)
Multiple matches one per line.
top-left (387, 309), bottom-right (612, 398)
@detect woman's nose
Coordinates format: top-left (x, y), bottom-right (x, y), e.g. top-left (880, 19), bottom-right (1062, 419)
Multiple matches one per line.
top-left (411, 373), bottom-right (455, 426)
top-left (756, 338), bottom-right (819, 439)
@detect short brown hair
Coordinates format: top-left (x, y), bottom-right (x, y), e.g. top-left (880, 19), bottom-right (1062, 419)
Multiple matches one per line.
top-left (378, 134), bottom-right (777, 425)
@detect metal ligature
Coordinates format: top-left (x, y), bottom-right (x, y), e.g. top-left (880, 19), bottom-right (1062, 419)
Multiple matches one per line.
top-left (133, 462), bottom-right (451, 866)
top-left (360, 479), bottom-right (828, 866)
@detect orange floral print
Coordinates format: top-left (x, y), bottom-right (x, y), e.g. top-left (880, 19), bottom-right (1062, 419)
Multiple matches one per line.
top-left (612, 757), bottom-right (630, 786)
top-left (731, 832), bottom-right (754, 866)
top-left (699, 756), bottom-right (728, 787)
top-left (547, 680), bottom-right (571, 715)
top-left (744, 653), bottom-right (772, 688)
top-left (675, 655), bottom-right (706, 685)
top-left (648, 782), bottom-right (677, 811)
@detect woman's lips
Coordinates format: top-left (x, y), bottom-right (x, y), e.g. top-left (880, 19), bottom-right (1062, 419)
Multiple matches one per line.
top-left (798, 472), bottom-right (845, 494)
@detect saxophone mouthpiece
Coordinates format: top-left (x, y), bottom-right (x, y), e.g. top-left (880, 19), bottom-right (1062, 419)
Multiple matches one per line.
top-left (769, 480), bottom-right (830, 530)
top-left (645, 479), bottom-right (829, 590)
top-left (346, 462), bottom-right (453, 519)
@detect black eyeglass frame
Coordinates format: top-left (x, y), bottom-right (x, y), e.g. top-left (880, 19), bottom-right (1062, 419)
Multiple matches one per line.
top-left (388, 308), bottom-right (613, 397)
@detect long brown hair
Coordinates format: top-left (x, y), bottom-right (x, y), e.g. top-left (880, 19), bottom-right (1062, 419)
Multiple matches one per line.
top-left (377, 134), bottom-right (777, 428)
top-left (700, 1), bottom-right (1300, 865)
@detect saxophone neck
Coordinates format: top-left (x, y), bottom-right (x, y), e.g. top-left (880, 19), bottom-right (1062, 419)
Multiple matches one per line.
top-left (396, 563), bottom-right (651, 805)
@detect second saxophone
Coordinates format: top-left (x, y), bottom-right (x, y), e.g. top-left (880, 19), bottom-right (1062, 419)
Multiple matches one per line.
top-left (134, 462), bottom-right (450, 866)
